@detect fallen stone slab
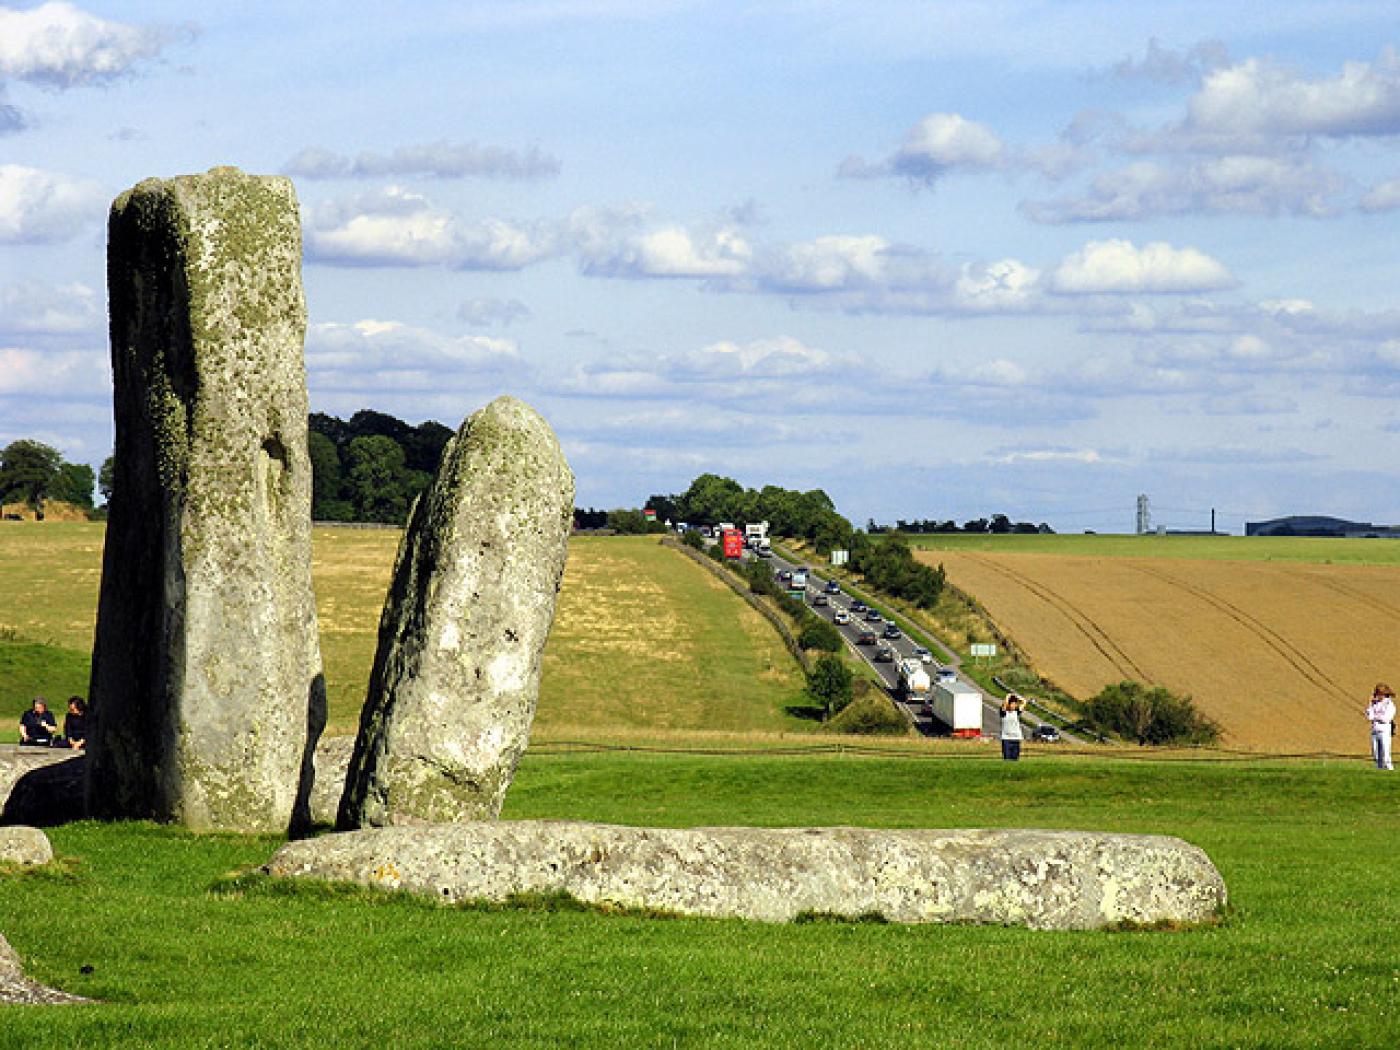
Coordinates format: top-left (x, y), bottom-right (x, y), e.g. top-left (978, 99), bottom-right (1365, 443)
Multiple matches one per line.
top-left (265, 821), bottom-right (1227, 930)
top-left (0, 827), bottom-right (53, 866)
top-left (0, 934), bottom-right (88, 1006)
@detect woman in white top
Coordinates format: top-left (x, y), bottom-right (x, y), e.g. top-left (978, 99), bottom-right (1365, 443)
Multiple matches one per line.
top-left (1000, 693), bottom-right (1024, 762)
top-left (1365, 683), bottom-right (1395, 771)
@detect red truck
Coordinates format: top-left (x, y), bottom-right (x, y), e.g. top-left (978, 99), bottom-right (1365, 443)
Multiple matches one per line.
top-left (721, 528), bottom-right (744, 559)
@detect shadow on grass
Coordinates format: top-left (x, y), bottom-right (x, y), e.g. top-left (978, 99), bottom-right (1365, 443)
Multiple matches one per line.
top-left (783, 704), bottom-right (826, 722)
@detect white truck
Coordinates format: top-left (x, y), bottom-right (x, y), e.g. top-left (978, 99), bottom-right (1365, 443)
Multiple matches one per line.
top-left (745, 521), bottom-right (769, 543)
top-left (897, 659), bottom-right (931, 704)
top-left (931, 678), bottom-right (983, 738)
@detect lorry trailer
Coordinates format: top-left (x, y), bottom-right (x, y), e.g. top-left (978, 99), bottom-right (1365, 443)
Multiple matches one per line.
top-left (930, 678), bottom-right (983, 738)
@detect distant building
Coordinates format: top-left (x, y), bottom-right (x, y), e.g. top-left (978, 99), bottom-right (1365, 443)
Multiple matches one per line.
top-left (1246, 515), bottom-right (1400, 538)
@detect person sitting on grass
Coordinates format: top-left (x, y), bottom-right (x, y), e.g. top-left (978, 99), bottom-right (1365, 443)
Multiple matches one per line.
top-left (18, 697), bottom-right (58, 747)
top-left (62, 696), bottom-right (87, 750)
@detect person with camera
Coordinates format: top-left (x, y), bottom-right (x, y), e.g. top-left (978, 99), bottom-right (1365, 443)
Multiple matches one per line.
top-left (1000, 693), bottom-right (1025, 761)
top-left (18, 697), bottom-right (58, 747)
top-left (1365, 683), bottom-right (1395, 771)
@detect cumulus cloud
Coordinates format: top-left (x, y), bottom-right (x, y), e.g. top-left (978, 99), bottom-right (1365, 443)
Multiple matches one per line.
top-left (0, 345), bottom-right (108, 396)
top-left (305, 319), bottom-right (521, 393)
top-left (0, 2), bottom-right (186, 89)
top-left (1360, 176), bottom-right (1400, 213)
top-left (284, 141), bottom-right (560, 181)
top-left (953, 259), bottom-right (1042, 312)
top-left (0, 280), bottom-right (101, 334)
top-left (840, 112), bottom-right (1005, 183)
top-left (0, 164), bottom-right (104, 242)
top-left (1048, 239), bottom-right (1236, 295)
top-left (1110, 38), bottom-right (1230, 85)
top-left (303, 187), bottom-right (556, 270)
top-left (1184, 48), bottom-right (1400, 140)
top-left (1023, 156), bottom-right (1344, 222)
top-left (569, 205), bottom-right (751, 279)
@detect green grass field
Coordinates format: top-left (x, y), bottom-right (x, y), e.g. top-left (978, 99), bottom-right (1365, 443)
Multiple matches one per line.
top-left (3, 752), bottom-right (1396, 1048)
top-left (901, 531), bottom-right (1400, 565)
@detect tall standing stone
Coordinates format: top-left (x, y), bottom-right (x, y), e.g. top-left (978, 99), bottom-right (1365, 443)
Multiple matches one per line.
top-left (338, 397), bottom-right (573, 828)
top-left (87, 167), bottom-right (325, 833)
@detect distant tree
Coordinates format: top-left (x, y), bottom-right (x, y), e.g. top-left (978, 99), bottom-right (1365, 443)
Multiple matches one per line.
top-left (346, 435), bottom-right (409, 523)
top-left (308, 431), bottom-right (343, 515)
top-left (606, 508), bottom-right (653, 534)
top-left (49, 462), bottom-right (95, 509)
top-left (807, 653), bottom-right (855, 718)
top-left (574, 507), bottom-right (609, 530)
top-left (1082, 681), bottom-right (1219, 746)
top-left (0, 440), bottom-right (64, 509)
top-left (989, 514), bottom-right (1012, 534)
top-left (1012, 521), bottom-right (1038, 535)
top-left (962, 518), bottom-right (988, 533)
top-left (401, 421), bottom-right (453, 475)
top-left (644, 493), bottom-right (680, 523)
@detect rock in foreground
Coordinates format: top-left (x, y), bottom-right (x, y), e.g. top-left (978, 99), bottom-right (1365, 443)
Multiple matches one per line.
top-left (0, 826), bottom-right (53, 866)
top-left (0, 934), bottom-right (88, 1005)
top-left (266, 821), bottom-right (1227, 929)
top-left (337, 397), bottom-right (573, 829)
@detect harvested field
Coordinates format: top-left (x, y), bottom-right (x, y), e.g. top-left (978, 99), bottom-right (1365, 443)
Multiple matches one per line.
top-left (0, 525), bottom-right (806, 739)
top-left (922, 548), bottom-right (1400, 754)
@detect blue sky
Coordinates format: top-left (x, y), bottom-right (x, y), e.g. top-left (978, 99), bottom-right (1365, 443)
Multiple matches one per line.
top-left (4, 1), bottom-right (1400, 532)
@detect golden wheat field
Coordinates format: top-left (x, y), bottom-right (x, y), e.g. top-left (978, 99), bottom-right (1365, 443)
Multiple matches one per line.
top-left (0, 524), bottom-right (805, 739)
top-left (921, 548), bottom-right (1400, 754)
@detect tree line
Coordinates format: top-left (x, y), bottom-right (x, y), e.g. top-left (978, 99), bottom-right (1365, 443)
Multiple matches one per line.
top-left (871, 515), bottom-right (1054, 535)
top-left (0, 440), bottom-right (98, 514)
top-left (308, 410), bottom-right (454, 524)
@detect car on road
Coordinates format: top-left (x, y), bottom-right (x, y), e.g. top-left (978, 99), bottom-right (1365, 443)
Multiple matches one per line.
top-left (882, 623), bottom-right (901, 639)
top-left (864, 608), bottom-right (882, 621)
top-left (850, 600), bottom-right (867, 613)
top-left (1032, 724), bottom-right (1061, 743)
top-left (811, 594), bottom-right (828, 606)
top-left (823, 580), bottom-right (840, 595)
top-left (833, 609), bottom-right (850, 625)
top-left (856, 630), bottom-right (877, 645)
top-left (935, 667), bottom-right (957, 684)
top-left (777, 569), bottom-right (792, 583)
top-left (874, 645), bottom-right (894, 662)
top-left (912, 646), bottom-right (932, 663)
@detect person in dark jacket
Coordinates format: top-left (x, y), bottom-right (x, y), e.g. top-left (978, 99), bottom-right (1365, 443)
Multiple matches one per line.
top-left (62, 696), bottom-right (87, 750)
top-left (19, 698), bottom-right (58, 747)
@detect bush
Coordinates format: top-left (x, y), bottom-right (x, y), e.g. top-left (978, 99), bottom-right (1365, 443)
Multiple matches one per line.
top-left (806, 654), bottom-right (854, 716)
top-left (681, 529), bottom-right (706, 551)
top-left (797, 618), bottom-right (843, 653)
top-left (824, 694), bottom-right (910, 736)
top-left (1082, 681), bottom-right (1220, 746)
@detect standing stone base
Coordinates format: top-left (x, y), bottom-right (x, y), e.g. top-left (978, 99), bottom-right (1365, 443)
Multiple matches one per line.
top-left (265, 821), bottom-right (1228, 930)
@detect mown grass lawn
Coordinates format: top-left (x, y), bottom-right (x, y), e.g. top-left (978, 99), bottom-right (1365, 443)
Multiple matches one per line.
top-left (4, 752), bottom-right (1397, 1048)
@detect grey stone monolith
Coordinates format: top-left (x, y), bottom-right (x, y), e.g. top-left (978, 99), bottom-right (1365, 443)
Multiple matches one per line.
top-left (86, 166), bottom-right (325, 833)
top-left (265, 822), bottom-right (1229, 930)
top-left (338, 396), bottom-right (573, 828)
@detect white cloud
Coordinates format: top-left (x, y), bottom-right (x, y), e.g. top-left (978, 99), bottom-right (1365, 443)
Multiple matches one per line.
top-left (1360, 176), bottom-right (1400, 213)
top-left (1023, 156), bottom-right (1344, 222)
top-left (953, 259), bottom-right (1042, 312)
top-left (0, 345), bottom-right (108, 395)
top-left (751, 234), bottom-right (895, 291)
top-left (0, 281), bottom-right (101, 334)
top-left (0, 164), bottom-right (104, 242)
top-left (993, 447), bottom-right (1107, 466)
top-left (1048, 239), bottom-right (1236, 294)
top-left (569, 206), bottom-right (751, 278)
top-left (303, 187), bottom-right (556, 270)
top-left (458, 297), bottom-right (533, 327)
top-left (0, 2), bottom-right (182, 89)
top-left (284, 141), bottom-right (560, 181)
top-left (1185, 48), bottom-right (1400, 140)
top-left (840, 112), bottom-right (1005, 183)
top-left (1110, 38), bottom-right (1230, 85)
top-left (305, 320), bottom-right (521, 395)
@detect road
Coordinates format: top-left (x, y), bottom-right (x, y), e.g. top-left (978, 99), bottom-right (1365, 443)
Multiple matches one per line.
top-left (761, 548), bottom-right (1065, 742)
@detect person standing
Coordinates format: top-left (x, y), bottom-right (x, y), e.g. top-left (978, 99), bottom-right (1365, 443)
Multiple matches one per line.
top-left (1365, 684), bottom-right (1395, 771)
top-left (1000, 693), bottom-right (1025, 761)
top-left (18, 698), bottom-right (58, 747)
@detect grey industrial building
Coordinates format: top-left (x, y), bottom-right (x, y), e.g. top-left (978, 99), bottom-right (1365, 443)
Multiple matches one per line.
top-left (1245, 515), bottom-right (1400, 538)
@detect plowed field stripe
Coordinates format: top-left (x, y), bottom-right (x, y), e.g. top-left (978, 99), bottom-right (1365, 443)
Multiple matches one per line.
top-left (1131, 564), bottom-right (1351, 703)
top-left (962, 553), bottom-right (1153, 683)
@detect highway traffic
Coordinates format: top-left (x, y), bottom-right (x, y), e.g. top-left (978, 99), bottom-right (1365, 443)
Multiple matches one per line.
top-left (761, 548), bottom-right (1062, 741)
